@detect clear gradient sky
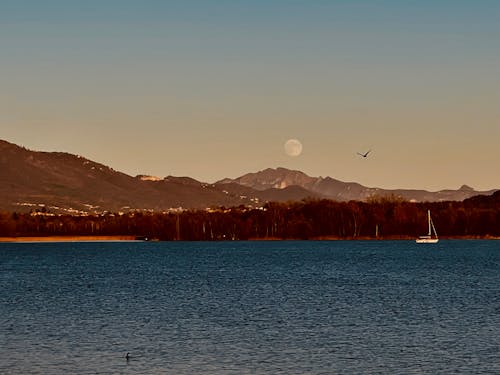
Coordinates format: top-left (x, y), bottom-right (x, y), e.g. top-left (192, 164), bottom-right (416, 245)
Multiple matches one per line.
top-left (1, 1), bottom-right (499, 190)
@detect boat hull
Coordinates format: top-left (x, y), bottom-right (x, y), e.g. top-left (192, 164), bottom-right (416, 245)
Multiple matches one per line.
top-left (416, 238), bottom-right (439, 244)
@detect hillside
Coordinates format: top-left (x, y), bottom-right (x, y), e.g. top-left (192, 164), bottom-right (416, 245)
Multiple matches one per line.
top-left (0, 140), bottom-right (318, 213)
top-left (0, 140), bottom-right (496, 213)
top-left (0, 140), bottom-right (249, 212)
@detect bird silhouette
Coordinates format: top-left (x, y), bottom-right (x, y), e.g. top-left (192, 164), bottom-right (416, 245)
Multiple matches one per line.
top-left (125, 352), bottom-right (130, 361)
top-left (357, 150), bottom-right (371, 158)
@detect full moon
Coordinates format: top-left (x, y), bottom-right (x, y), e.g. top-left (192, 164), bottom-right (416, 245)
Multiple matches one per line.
top-left (284, 139), bottom-right (303, 157)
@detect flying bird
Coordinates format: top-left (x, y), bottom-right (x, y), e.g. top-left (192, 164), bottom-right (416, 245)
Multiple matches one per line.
top-left (357, 150), bottom-right (371, 158)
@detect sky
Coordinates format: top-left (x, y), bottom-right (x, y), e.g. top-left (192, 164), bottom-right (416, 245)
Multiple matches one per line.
top-left (1, 0), bottom-right (499, 191)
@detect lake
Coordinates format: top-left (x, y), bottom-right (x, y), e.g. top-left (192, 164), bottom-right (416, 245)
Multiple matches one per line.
top-left (1, 240), bottom-right (499, 374)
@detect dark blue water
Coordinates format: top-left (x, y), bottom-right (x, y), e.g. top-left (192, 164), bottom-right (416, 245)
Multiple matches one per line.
top-left (1, 240), bottom-right (499, 374)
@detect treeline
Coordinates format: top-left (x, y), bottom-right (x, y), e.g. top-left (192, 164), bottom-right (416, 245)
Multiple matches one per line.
top-left (1, 192), bottom-right (499, 240)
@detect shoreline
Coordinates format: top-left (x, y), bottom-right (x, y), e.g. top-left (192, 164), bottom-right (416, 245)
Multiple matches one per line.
top-left (0, 235), bottom-right (139, 243)
top-left (0, 235), bottom-right (498, 242)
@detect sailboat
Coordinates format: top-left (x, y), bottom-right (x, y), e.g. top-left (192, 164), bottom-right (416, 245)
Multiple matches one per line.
top-left (416, 210), bottom-right (439, 243)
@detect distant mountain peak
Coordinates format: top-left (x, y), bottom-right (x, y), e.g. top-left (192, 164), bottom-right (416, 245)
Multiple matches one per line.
top-left (218, 167), bottom-right (316, 191)
top-left (218, 167), bottom-right (497, 203)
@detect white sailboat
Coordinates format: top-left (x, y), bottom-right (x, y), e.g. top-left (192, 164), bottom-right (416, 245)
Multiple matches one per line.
top-left (416, 210), bottom-right (439, 243)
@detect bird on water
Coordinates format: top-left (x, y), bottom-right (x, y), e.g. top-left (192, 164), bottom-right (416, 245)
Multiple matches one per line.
top-left (125, 352), bottom-right (130, 361)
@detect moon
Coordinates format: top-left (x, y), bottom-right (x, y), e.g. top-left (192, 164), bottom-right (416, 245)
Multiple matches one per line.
top-left (284, 139), bottom-right (303, 157)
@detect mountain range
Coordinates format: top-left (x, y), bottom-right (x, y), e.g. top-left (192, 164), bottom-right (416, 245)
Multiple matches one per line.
top-left (1, 139), bottom-right (496, 214)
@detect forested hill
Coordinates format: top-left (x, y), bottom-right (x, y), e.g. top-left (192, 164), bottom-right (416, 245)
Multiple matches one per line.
top-left (1, 193), bottom-right (499, 240)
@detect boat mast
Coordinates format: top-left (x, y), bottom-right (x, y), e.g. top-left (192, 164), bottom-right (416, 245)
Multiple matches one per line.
top-left (430, 214), bottom-right (438, 238)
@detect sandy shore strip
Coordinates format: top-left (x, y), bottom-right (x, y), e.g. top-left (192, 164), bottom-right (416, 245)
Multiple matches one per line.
top-left (1, 236), bottom-right (499, 242)
top-left (0, 235), bottom-right (140, 242)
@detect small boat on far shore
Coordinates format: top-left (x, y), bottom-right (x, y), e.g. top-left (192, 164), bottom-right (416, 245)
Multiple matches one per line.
top-left (416, 210), bottom-right (439, 244)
